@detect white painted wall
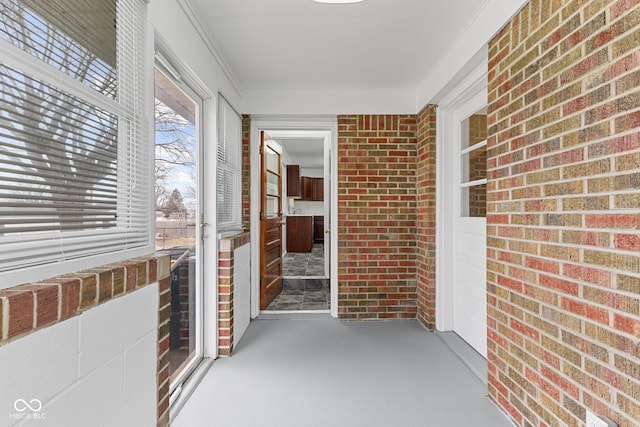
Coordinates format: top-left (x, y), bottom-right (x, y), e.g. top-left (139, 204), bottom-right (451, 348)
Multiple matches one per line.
top-left (0, 284), bottom-right (159, 427)
top-left (233, 244), bottom-right (251, 348)
top-left (241, 88), bottom-right (417, 115)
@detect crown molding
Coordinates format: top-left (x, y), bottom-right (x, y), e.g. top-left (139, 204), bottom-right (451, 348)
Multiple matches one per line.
top-left (176, 0), bottom-right (244, 95)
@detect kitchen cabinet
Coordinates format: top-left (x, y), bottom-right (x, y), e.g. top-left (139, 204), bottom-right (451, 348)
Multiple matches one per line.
top-left (301, 177), bottom-right (313, 200)
top-left (301, 177), bottom-right (323, 201)
top-left (286, 165), bottom-right (301, 198)
top-left (313, 178), bottom-right (324, 201)
top-left (314, 216), bottom-right (324, 243)
top-left (286, 216), bottom-right (313, 252)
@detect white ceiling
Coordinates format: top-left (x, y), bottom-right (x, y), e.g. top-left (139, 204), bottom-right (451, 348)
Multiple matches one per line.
top-left (277, 137), bottom-right (324, 168)
top-left (187, 0), bottom-right (488, 93)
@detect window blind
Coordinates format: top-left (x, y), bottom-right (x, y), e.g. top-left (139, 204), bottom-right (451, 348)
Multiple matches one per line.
top-left (216, 96), bottom-right (242, 232)
top-left (0, 0), bottom-right (151, 288)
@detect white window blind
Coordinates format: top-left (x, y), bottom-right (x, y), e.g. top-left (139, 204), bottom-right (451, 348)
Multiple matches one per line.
top-left (216, 96), bottom-right (242, 232)
top-left (0, 0), bottom-right (151, 289)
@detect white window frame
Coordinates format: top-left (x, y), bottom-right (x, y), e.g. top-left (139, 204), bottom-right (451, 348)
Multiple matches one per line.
top-left (0, 0), bottom-right (153, 289)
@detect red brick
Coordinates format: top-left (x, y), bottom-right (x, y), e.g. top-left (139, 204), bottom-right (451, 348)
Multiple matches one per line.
top-left (561, 298), bottom-right (609, 325)
top-left (1, 289), bottom-right (34, 338)
top-left (21, 284), bottom-right (59, 327)
top-left (613, 314), bottom-right (640, 336)
top-left (615, 233), bottom-right (640, 251)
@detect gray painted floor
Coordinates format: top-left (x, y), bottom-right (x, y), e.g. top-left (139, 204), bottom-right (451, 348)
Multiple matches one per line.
top-left (172, 317), bottom-right (514, 427)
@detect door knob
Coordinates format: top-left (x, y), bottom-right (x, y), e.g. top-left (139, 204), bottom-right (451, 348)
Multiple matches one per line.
top-left (325, 229), bottom-right (331, 234)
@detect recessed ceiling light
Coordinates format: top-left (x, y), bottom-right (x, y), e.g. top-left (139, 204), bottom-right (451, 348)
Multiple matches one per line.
top-left (312, 0), bottom-right (365, 3)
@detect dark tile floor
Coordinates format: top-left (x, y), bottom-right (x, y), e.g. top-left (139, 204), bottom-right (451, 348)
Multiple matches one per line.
top-left (282, 244), bottom-right (324, 277)
top-left (265, 278), bottom-right (330, 311)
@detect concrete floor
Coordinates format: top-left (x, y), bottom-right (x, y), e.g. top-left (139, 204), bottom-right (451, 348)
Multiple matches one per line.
top-left (172, 316), bottom-right (514, 427)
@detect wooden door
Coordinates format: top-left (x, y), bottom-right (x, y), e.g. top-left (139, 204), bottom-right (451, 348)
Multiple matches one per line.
top-left (260, 132), bottom-right (283, 309)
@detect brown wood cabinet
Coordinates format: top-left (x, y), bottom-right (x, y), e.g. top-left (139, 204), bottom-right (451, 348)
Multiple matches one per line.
top-left (301, 177), bottom-right (323, 201)
top-left (286, 165), bottom-right (301, 198)
top-left (286, 216), bottom-right (313, 252)
top-left (313, 178), bottom-right (324, 201)
top-left (313, 216), bottom-right (324, 243)
top-left (301, 177), bottom-right (313, 200)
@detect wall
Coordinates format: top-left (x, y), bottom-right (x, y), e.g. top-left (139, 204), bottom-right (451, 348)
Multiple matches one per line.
top-left (242, 115), bottom-right (252, 228)
top-left (0, 257), bottom-right (169, 427)
top-left (416, 106), bottom-right (438, 329)
top-left (337, 115), bottom-right (418, 319)
top-left (218, 233), bottom-right (251, 356)
top-left (486, 1), bottom-right (640, 426)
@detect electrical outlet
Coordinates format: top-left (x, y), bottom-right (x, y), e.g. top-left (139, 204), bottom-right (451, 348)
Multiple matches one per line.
top-left (586, 410), bottom-right (618, 427)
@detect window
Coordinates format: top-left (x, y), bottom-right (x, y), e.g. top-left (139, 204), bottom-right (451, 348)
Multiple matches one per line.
top-left (0, 0), bottom-right (150, 289)
top-left (216, 96), bottom-right (242, 231)
top-left (460, 111), bottom-right (487, 218)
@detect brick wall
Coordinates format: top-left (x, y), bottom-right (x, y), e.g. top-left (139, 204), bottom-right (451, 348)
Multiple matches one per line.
top-left (487, 1), bottom-right (640, 426)
top-left (416, 106), bottom-right (438, 329)
top-left (242, 115), bottom-right (251, 229)
top-left (337, 115), bottom-right (418, 319)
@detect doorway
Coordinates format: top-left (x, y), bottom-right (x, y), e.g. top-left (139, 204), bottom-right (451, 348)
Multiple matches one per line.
top-left (437, 61), bottom-right (488, 358)
top-left (250, 119), bottom-right (338, 318)
top-left (153, 67), bottom-right (205, 391)
top-left (267, 132), bottom-right (327, 311)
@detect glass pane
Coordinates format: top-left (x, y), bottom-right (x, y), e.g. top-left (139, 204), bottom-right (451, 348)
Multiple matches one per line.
top-left (0, 0), bottom-right (117, 99)
top-left (462, 145), bottom-right (487, 183)
top-left (267, 171), bottom-right (279, 196)
top-left (0, 62), bottom-right (118, 236)
top-left (154, 69), bottom-right (199, 380)
top-left (266, 146), bottom-right (278, 173)
top-left (266, 196), bottom-right (279, 218)
top-left (461, 112), bottom-right (487, 150)
top-left (462, 184), bottom-right (487, 217)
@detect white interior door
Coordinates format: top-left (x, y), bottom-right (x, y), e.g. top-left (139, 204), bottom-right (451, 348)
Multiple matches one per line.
top-left (449, 89), bottom-right (488, 357)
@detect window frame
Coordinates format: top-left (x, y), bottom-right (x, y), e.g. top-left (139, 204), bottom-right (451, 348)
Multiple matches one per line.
top-left (0, 0), bottom-right (153, 289)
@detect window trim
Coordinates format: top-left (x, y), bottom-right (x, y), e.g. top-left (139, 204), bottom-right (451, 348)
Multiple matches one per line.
top-left (0, 0), bottom-right (153, 290)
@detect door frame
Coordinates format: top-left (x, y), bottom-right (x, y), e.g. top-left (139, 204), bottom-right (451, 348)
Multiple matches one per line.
top-left (436, 59), bottom-right (488, 332)
top-left (250, 116), bottom-right (339, 318)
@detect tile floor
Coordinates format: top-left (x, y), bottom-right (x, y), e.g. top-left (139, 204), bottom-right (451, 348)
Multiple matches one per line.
top-left (282, 243), bottom-right (324, 277)
top-left (265, 278), bottom-right (329, 311)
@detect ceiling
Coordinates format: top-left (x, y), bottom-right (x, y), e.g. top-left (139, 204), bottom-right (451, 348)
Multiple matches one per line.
top-left (277, 137), bottom-right (324, 168)
top-left (187, 0), bottom-right (488, 93)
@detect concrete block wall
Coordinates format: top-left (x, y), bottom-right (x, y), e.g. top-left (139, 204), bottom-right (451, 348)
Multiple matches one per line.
top-left (337, 115), bottom-right (418, 319)
top-left (486, 0), bottom-right (640, 425)
top-left (0, 257), bottom-right (169, 427)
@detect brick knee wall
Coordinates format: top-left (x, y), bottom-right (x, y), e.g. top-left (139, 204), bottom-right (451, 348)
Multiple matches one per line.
top-left (218, 232), bottom-right (250, 356)
top-left (487, 0), bottom-right (640, 425)
top-left (0, 256), bottom-right (171, 427)
top-left (337, 115), bottom-right (418, 320)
